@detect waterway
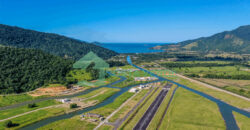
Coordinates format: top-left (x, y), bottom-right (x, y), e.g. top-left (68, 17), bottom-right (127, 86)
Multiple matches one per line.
top-left (20, 73), bottom-right (163, 129)
top-left (19, 56), bottom-right (250, 130)
top-left (127, 56), bottom-right (250, 130)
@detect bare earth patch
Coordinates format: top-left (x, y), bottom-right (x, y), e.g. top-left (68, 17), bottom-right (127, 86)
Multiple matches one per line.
top-left (29, 86), bottom-right (86, 97)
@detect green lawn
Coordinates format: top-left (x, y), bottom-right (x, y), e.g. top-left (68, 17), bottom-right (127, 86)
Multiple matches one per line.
top-left (120, 87), bottom-right (162, 129)
top-left (158, 88), bottom-right (225, 130)
top-left (176, 77), bottom-right (250, 109)
top-left (88, 92), bottom-right (134, 117)
top-left (151, 69), bottom-right (250, 109)
top-left (77, 87), bottom-right (110, 98)
top-left (38, 116), bottom-right (96, 130)
top-left (0, 94), bottom-right (37, 107)
top-left (82, 87), bottom-right (120, 103)
top-left (147, 85), bottom-right (177, 130)
top-left (173, 66), bottom-right (249, 79)
top-left (0, 107), bottom-right (67, 130)
top-left (108, 89), bottom-right (149, 122)
top-left (97, 125), bottom-right (113, 130)
top-left (233, 112), bottom-right (250, 130)
top-left (38, 87), bottom-right (120, 130)
top-left (0, 100), bottom-right (60, 120)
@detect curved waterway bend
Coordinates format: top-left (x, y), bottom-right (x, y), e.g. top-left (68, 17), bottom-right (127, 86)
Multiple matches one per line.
top-left (127, 56), bottom-right (250, 130)
top-left (20, 74), bottom-right (163, 129)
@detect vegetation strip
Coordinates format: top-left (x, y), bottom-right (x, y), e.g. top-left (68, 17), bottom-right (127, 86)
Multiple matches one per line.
top-left (113, 88), bottom-right (155, 129)
top-left (94, 91), bottom-right (138, 130)
top-left (133, 84), bottom-right (170, 130)
top-left (119, 87), bottom-right (160, 129)
top-left (156, 86), bottom-right (179, 130)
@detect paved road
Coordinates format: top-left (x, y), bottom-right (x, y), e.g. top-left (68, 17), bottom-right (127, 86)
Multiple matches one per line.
top-left (176, 73), bottom-right (250, 101)
top-left (94, 89), bottom-right (139, 130)
top-left (113, 87), bottom-right (157, 130)
top-left (156, 86), bottom-right (179, 130)
top-left (133, 84), bottom-right (170, 130)
top-left (153, 62), bottom-right (250, 101)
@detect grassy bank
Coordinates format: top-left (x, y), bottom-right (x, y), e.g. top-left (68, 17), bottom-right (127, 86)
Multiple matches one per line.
top-left (0, 94), bottom-right (37, 107)
top-left (82, 88), bottom-right (120, 103)
top-left (0, 100), bottom-right (60, 120)
top-left (88, 92), bottom-right (134, 117)
top-left (233, 112), bottom-right (250, 130)
top-left (38, 117), bottom-right (96, 130)
top-left (36, 87), bottom-right (120, 130)
top-left (151, 69), bottom-right (250, 109)
top-left (176, 77), bottom-right (250, 109)
top-left (108, 89), bottom-right (150, 122)
top-left (0, 107), bottom-right (67, 130)
top-left (158, 88), bottom-right (225, 130)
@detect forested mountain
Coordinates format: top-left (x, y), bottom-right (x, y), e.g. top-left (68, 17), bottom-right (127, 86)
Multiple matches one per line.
top-left (0, 46), bottom-right (73, 94)
top-left (153, 25), bottom-right (250, 54)
top-left (0, 24), bottom-right (118, 60)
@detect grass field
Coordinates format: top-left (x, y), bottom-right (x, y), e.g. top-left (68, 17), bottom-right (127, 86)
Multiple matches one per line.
top-left (158, 88), bottom-right (225, 130)
top-left (110, 65), bottom-right (154, 88)
top-left (173, 66), bottom-right (248, 75)
top-left (38, 116), bottom-right (96, 130)
top-left (0, 107), bottom-right (67, 129)
top-left (147, 85), bottom-right (177, 130)
top-left (77, 87), bottom-right (110, 98)
top-left (0, 100), bottom-right (60, 120)
top-left (0, 94), bottom-right (39, 107)
top-left (97, 125), bottom-right (113, 130)
top-left (0, 87), bottom-right (119, 129)
top-left (88, 92), bottom-right (134, 117)
top-left (233, 112), bottom-right (250, 130)
top-left (197, 78), bottom-right (250, 97)
top-left (113, 78), bottom-right (151, 88)
top-left (120, 87), bottom-right (162, 129)
top-left (36, 88), bottom-right (126, 130)
top-left (176, 77), bottom-right (250, 109)
top-left (82, 88), bottom-right (120, 103)
top-left (150, 69), bottom-right (250, 109)
top-left (108, 89), bottom-right (150, 122)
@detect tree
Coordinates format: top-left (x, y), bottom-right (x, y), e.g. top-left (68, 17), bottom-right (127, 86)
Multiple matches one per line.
top-left (28, 103), bottom-right (37, 108)
top-left (70, 103), bottom-right (78, 109)
top-left (86, 62), bottom-right (95, 72)
top-left (4, 120), bottom-right (14, 128)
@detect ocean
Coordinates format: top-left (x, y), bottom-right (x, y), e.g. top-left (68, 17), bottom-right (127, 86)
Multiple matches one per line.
top-left (100, 43), bottom-right (167, 53)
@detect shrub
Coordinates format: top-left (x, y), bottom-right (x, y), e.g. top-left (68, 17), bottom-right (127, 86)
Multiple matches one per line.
top-left (28, 103), bottom-right (37, 108)
top-left (70, 103), bottom-right (78, 109)
top-left (4, 120), bottom-right (14, 128)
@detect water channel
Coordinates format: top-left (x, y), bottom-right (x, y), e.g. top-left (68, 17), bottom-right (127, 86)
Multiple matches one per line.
top-left (17, 56), bottom-right (250, 130)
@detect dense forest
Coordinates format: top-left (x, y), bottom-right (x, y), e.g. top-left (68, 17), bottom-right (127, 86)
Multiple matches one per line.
top-left (0, 47), bottom-right (73, 94)
top-left (0, 24), bottom-right (118, 60)
top-left (160, 62), bottom-right (240, 68)
top-left (131, 52), bottom-right (246, 64)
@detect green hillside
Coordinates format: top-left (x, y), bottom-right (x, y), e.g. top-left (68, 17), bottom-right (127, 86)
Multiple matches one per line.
top-left (0, 46), bottom-right (73, 94)
top-left (0, 24), bottom-right (118, 60)
top-left (154, 25), bottom-right (250, 54)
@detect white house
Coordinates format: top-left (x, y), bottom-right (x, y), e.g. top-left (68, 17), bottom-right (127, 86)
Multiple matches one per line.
top-left (60, 98), bottom-right (71, 103)
top-left (129, 88), bottom-right (139, 93)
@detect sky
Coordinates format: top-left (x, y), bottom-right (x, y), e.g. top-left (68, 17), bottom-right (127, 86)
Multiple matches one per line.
top-left (0, 0), bottom-right (250, 43)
